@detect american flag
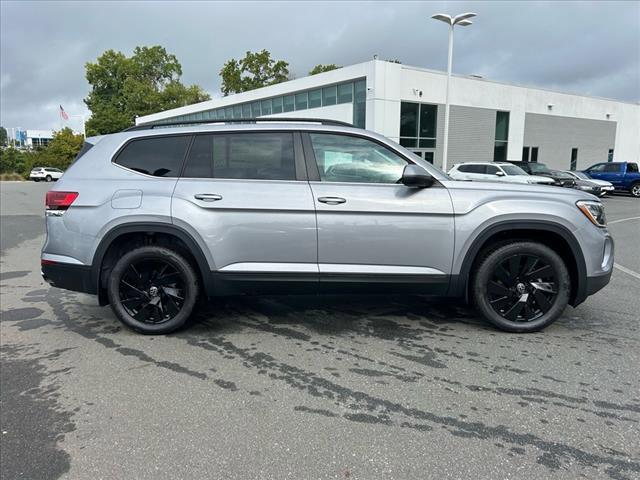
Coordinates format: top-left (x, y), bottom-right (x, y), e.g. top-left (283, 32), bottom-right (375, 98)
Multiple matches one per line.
top-left (59, 105), bottom-right (69, 120)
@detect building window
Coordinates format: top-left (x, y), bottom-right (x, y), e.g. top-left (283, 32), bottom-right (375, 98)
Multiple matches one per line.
top-left (272, 97), bottom-right (283, 114)
top-left (399, 102), bottom-right (436, 149)
top-left (261, 99), bottom-right (272, 116)
top-left (353, 79), bottom-right (366, 128)
top-left (608, 149), bottom-right (614, 162)
top-left (337, 83), bottom-right (353, 104)
top-left (570, 148), bottom-right (578, 170)
top-left (531, 147), bottom-right (538, 162)
top-left (251, 102), bottom-right (261, 117)
top-left (308, 89), bottom-right (322, 108)
top-left (242, 104), bottom-right (251, 118)
top-left (283, 95), bottom-right (295, 112)
top-left (295, 92), bottom-right (308, 110)
top-left (322, 85), bottom-right (337, 106)
top-left (493, 111), bottom-right (509, 162)
top-left (522, 147), bottom-right (529, 161)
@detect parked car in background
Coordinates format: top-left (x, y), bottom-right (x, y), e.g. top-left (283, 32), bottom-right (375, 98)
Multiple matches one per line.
top-left (30, 167), bottom-right (64, 182)
top-left (583, 162), bottom-right (640, 197)
top-left (448, 162), bottom-right (556, 185)
top-left (549, 170), bottom-right (601, 196)
top-left (561, 170), bottom-right (614, 197)
top-left (40, 119), bottom-right (613, 335)
top-left (507, 161), bottom-right (575, 187)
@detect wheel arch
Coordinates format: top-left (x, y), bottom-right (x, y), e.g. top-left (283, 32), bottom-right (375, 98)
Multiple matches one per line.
top-left (451, 220), bottom-right (587, 307)
top-left (91, 222), bottom-right (214, 305)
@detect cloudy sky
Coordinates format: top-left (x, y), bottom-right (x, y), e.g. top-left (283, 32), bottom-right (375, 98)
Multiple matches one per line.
top-left (1, 0), bottom-right (638, 132)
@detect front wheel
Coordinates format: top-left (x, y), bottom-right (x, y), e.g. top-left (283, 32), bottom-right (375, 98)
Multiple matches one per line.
top-left (107, 246), bottom-right (199, 334)
top-left (471, 242), bottom-right (570, 333)
top-left (630, 182), bottom-right (640, 198)
top-left (45, 175), bottom-right (52, 182)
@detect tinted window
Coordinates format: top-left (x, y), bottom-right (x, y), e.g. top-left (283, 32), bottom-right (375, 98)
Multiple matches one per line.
top-left (183, 133), bottom-right (295, 181)
top-left (588, 163), bottom-right (606, 172)
top-left (604, 163), bottom-right (620, 172)
top-left (458, 164), bottom-right (485, 174)
top-left (115, 135), bottom-right (190, 177)
top-left (337, 83), bottom-right (353, 103)
top-left (309, 133), bottom-right (408, 184)
top-left (322, 86), bottom-right (337, 106)
top-left (627, 163), bottom-right (638, 173)
top-left (486, 165), bottom-right (499, 175)
top-left (308, 89), bottom-right (322, 108)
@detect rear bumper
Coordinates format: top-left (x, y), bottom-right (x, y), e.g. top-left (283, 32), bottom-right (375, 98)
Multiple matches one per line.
top-left (41, 262), bottom-right (96, 294)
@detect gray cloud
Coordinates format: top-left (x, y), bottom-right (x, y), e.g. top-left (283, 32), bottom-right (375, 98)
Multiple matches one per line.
top-left (1, 0), bottom-right (638, 131)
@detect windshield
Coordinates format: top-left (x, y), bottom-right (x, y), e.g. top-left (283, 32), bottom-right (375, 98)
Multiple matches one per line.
top-left (501, 165), bottom-right (527, 175)
top-left (572, 171), bottom-right (590, 180)
top-left (528, 163), bottom-right (550, 174)
top-left (550, 170), bottom-right (573, 179)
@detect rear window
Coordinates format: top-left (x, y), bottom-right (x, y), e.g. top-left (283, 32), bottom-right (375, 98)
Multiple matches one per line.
top-left (627, 163), bottom-right (639, 173)
top-left (183, 132), bottom-right (295, 180)
top-left (114, 135), bottom-right (190, 177)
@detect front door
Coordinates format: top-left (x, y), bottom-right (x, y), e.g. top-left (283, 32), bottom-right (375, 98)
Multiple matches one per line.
top-left (171, 131), bottom-right (317, 292)
top-left (303, 132), bottom-right (455, 293)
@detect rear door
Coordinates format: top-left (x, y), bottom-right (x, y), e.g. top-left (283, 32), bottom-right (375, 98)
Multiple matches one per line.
top-left (303, 131), bottom-right (454, 293)
top-left (171, 131), bottom-right (318, 291)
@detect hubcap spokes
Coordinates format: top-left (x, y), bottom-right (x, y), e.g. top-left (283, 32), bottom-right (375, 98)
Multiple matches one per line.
top-left (119, 259), bottom-right (185, 324)
top-left (487, 254), bottom-right (557, 322)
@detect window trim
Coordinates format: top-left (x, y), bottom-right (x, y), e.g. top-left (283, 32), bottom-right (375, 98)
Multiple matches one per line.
top-left (300, 130), bottom-right (443, 187)
top-left (179, 130), bottom-right (307, 182)
top-left (111, 133), bottom-right (194, 179)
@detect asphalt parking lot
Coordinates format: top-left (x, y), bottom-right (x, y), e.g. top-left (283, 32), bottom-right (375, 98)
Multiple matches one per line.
top-left (1, 181), bottom-right (639, 480)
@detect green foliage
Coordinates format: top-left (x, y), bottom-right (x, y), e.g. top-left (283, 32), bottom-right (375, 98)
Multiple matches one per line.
top-left (0, 127), bottom-right (7, 147)
top-left (84, 46), bottom-right (210, 136)
top-left (309, 64), bottom-right (341, 75)
top-left (0, 128), bottom-right (84, 177)
top-left (220, 50), bottom-right (289, 96)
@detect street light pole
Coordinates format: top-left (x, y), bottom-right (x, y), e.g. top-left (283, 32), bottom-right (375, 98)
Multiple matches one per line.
top-left (431, 12), bottom-right (476, 172)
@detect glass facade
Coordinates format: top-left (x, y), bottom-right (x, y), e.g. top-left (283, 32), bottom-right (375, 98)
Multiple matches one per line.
top-left (399, 102), bottom-right (437, 149)
top-left (493, 111), bottom-right (509, 161)
top-left (154, 79), bottom-right (366, 128)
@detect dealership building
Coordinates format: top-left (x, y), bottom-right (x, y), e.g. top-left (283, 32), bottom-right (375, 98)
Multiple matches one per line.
top-left (137, 60), bottom-right (640, 171)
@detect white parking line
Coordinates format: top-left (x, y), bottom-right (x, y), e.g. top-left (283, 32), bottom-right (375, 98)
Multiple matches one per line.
top-left (614, 263), bottom-right (640, 280)
top-left (608, 216), bottom-right (640, 225)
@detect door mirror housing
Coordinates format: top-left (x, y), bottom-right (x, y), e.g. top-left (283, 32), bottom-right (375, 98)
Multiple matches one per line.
top-left (495, 171), bottom-right (505, 176)
top-left (401, 164), bottom-right (434, 188)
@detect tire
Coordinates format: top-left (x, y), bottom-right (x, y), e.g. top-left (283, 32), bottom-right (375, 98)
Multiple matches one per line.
top-left (107, 245), bottom-right (199, 334)
top-left (33, 179), bottom-right (40, 182)
top-left (471, 242), bottom-right (570, 333)
top-left (45, 175), bottom-right (52, 182)
top-left (630, 182), bottom-right (640, 198)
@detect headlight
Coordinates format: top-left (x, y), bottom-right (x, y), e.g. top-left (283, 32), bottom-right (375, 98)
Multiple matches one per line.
top-left (576, 200), bottom-right (607, 228)
top-left (577, 185), bottom-right (593, 191)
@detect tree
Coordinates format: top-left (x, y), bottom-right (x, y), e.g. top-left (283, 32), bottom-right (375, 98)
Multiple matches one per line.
top-left (84, 46), bottom-right (210, 136)
top-left (220, 50), bottom-right (289, 96)
top-left (309, 64), bottom-right (340, 75)
top-left (0, 127), bottom-right (7, 147)
top-left (39, 128), bottom-right (84, 170)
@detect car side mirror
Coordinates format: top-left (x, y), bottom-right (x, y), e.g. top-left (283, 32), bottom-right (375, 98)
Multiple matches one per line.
top-left (495, 171), bottom-right (505, 176)
top-left (401, 164), bottom-right (434, 188)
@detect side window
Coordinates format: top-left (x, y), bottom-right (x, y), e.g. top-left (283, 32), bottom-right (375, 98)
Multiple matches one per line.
top-left (589, 163), bottom-right (606, 172)
top-left (309, 133), bottom-right (408, 184)
top-left (115, 135), bottom-right (190, 177)
top-left (604, 163), bottom-right (621, 172)
top-left (626, 163), bottom-right (638, 173)
top-left (485, 165), bottom-right (499, 175)
top-left (457, 165), bottom-right (472, 173)
top-left (459, 164), bottom-right (484, 174)
top-left (183, 132), bottom-right (296, 181)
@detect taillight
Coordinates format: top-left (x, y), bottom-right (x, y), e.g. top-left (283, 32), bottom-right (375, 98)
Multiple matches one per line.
top-left (45, 191), bottom-right (78, 214)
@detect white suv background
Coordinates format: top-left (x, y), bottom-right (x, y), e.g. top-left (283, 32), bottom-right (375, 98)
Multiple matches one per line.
top-left (448, 162), bottom-right (556, 185)
top-left (30, 167), bottom-right (64, 182)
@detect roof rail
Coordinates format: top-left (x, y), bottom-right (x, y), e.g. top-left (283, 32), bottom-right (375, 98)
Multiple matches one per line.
top-left (124, 117), bottom-right (355, 132)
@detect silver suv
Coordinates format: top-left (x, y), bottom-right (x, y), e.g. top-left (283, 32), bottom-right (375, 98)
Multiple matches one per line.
top-left (41, 119), bottom-right (614, 334)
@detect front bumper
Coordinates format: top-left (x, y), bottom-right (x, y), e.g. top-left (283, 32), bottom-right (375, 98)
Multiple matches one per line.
top-left (41, 261), bottom-right (96, 294)
top-left (585, 269), bottom-right (613, 297)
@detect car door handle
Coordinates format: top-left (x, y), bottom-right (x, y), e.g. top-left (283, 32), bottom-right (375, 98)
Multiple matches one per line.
top-left (317, 196), bottom-right (346, 205)
top-left (194, 194), bottom-right (223, 202)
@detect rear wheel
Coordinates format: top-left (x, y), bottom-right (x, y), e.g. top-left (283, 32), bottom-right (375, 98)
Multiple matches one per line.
top-left (471, 242), bottom-right (570, 333)
top-left (45, 175), bottom-right (52, 182)
top-left (630, 182), bottom-right (640, 198)
top-left (107, 246), bottom-right (199, 334)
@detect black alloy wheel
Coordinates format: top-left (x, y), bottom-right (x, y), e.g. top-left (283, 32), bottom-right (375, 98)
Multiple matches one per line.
top-left (119, 259), bottom-right (186, 324)
top-left (487, 254), bottom-right (557, 322)
top-left (108, 246), bottom-right (199, 334)
top-left (471, 242), bottom-right (570, 333)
